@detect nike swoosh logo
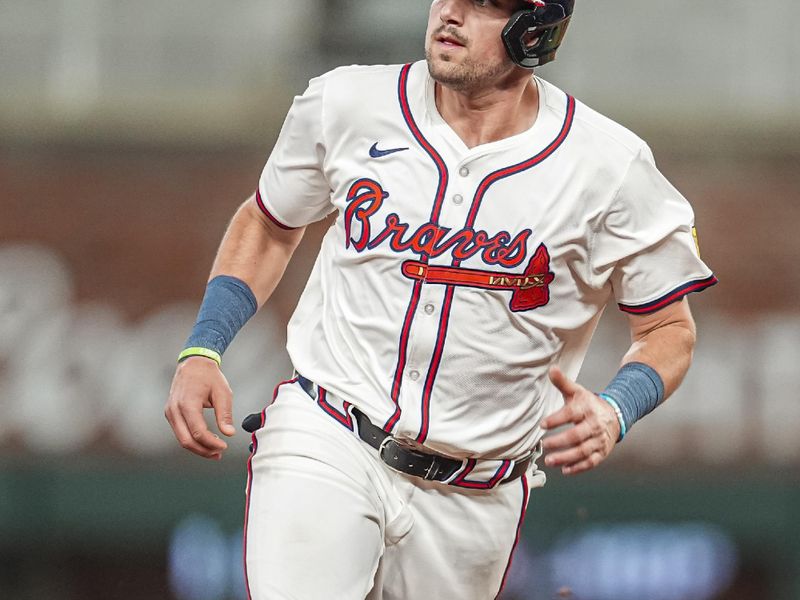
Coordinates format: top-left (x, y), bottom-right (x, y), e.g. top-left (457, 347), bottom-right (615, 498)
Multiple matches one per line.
top-left (369, 143), bottom-right (409, 158)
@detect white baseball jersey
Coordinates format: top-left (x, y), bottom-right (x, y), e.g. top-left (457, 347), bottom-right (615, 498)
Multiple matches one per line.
top-left (257, 60), bottom-right (716, 471)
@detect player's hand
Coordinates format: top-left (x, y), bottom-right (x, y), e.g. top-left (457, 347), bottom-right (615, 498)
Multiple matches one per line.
top-left (164, 356), bottom-right (236, 460)
top-left (540, 366), bottom-right (620, 476)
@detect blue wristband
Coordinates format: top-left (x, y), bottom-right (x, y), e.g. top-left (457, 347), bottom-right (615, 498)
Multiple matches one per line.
top-left (600, 362), bottom-right (665, 440)
top-left (181, 275), bottom-right (258, 359)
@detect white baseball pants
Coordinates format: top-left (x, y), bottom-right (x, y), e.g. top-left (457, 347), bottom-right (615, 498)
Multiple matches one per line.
top-left (243, 379), bottom-right (533, 600)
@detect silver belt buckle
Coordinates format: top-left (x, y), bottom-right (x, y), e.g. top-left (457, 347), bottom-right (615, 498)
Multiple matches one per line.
top-left (378, 434), bottom-right (394, 458)
top-left (378, 436), bottom-right (407, 472)
top-left (378, 437), bottom-right (425, 476)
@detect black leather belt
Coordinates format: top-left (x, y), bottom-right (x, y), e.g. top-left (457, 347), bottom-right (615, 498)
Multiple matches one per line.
top-left (243, 375), bottom-right (531, 486)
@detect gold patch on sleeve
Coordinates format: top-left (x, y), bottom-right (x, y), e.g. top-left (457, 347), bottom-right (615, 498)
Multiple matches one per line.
top-left (692, 226), bottom-right (701, 257)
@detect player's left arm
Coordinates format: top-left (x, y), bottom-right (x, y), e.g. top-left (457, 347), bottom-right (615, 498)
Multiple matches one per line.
top-left (541, 298), bottom-right (696, 475)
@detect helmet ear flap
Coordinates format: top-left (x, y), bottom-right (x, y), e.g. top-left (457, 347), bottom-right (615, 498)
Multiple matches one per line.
top-left (502, 3), bottom-right (573, 69)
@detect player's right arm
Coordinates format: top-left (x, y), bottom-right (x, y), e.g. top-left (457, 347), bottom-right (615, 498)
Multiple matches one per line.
top-left (164, 195), bottom-right (305, 460)
top-left (166, 71), bottom-right (332, 459)
top-left (209, 195), bottom-right (305, 302)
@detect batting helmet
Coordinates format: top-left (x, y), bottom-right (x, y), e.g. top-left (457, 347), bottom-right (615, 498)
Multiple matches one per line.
top-left (502, 0), bottom-right (575, 69)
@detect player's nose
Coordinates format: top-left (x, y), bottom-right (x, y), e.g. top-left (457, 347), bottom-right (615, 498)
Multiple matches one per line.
top-left (438, 0), bottom-right (466, 27)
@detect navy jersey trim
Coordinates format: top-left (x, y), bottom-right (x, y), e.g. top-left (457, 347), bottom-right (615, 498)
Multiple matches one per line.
top-left (255, 189), bottom-right (297, 231)
top-left (618, 274), bottom-right (718, 314)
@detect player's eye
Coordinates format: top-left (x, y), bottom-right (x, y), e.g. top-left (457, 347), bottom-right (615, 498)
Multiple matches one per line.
top-left (474, 0), bottom-right (503, 10)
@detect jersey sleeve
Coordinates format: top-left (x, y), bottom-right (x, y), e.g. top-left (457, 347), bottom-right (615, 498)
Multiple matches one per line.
top-left (256, 75), bottom-right (334, 229)
top-left (591, 146), bottom-right (717, 314)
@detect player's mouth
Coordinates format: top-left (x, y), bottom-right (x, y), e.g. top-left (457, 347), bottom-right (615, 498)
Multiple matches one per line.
top-left (435, 30), bottom-right (467, 49)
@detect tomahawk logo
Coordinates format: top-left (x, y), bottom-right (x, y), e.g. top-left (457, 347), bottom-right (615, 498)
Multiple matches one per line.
top-left (401, 245), bottom-right (554, 312)
top-left (344, 178), bottom-right (555, 312)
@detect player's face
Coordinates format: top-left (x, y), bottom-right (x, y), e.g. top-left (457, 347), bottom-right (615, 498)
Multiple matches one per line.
top-left (425, 0), bottom-right (524, 91)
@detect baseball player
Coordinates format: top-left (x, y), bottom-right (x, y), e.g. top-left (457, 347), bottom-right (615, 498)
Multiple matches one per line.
top-left (165, 0), bottom-right (717, 598)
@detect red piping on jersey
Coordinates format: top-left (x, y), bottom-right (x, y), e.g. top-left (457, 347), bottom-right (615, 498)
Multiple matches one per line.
top-left (316, 386), bottom-right (354, 430)
top-left (467, 95), bottom-right (576, 227)
top-left (618, 274), bottom-right (718, 314)
top-left (255, 189), bottom-right (296, 230)
top-left (416, 94), bottom-right (576, 444)
top-left (385, 280), bottom-right (422, 431)
top-left (415, 284), bottom-right (455, 442)
top-left (451, 458), bottom-right (512, 490)
top-left (385, 63), bottom-right (451, 432)
top-left (243, 377), bottom-right (298, 600)
top-left (494, 476), bottom-right (530, 599)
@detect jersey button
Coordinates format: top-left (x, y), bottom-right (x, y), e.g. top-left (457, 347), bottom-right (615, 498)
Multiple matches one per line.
top-left (453, 194), bottom-right (464, 206)
top-left (459, 167), bottom-right (470, 177)
top-left (409, 370), bottom-right (420, 381)
top-left (424, 303), bottom-right (435, 315)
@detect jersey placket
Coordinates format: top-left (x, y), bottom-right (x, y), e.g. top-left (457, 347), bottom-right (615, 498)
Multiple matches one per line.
top-left (404, 91), bottom-right (576, 444)
top-left (392, 280), bottom-right (447, 440)
top-left (384, 64), bottom-right (450, 433)
top-left (390, 161), bottom-right (478, 444)
top-left (387, 167), bottom-right (458, 440)
top-left (409, 158), bottom-right (480, 444)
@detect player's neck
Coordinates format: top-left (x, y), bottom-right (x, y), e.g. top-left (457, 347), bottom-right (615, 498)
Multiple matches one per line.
top-left (434, 76), bottom-right (539, 149)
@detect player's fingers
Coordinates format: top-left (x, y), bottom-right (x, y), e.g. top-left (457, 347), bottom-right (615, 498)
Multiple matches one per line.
top-left (541, 400), bottom-right (586, 430)
top-left (165, 405), bottom-right (223, 459)
top-left (545, 438), bottom-right (603, 468)
top-left (561, 450), bottom-right (606, 476)
top-left (548, 365), bottom-right (580, 397)
top-left (541, 420), bottom-right (593, 452)
top-left (212, 381), bottom-right (236, 438)
top-left (179, 401), bottom-right (228, 453)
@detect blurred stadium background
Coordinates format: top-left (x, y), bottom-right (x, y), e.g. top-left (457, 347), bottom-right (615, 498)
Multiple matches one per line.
top-left (1, 0), bottom-right (798, 598)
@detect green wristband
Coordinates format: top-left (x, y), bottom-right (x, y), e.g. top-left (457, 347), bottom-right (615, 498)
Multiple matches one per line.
top-left (178, 347), bottom-right (222, 366)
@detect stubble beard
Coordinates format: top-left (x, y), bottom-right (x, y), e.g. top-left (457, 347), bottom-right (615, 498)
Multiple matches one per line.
top-left (425, 47), bottom-right (513, 93)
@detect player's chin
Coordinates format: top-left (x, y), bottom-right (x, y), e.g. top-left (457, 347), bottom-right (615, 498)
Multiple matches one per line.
top-left (426, 54), bottom-right (453, 76)
top-left (427, 59), bottom-right (470, 89)
top-left (426, 47), bottom-right (461, 65)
